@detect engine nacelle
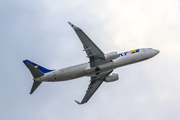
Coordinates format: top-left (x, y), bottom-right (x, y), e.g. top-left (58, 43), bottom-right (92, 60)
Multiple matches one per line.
top-left (105, 73), bottom-right (119, 82)
top-left (104, 52), bottom-right (118, 60)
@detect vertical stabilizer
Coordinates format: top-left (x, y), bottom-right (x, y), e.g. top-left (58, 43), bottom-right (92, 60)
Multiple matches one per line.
top-left (23, 60), bottom-right (53, 74)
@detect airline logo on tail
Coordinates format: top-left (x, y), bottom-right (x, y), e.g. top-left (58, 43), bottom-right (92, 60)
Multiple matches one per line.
top-left (34, 66), bottom-right (38, 68)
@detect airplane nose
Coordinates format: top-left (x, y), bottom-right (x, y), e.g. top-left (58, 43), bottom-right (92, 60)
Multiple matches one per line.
top-left (154, 49), bottom-right (160, 55)
top-left (143, 48), bottom-right (159, 59)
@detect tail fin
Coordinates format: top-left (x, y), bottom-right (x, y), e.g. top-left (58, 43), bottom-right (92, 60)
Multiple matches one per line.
top-left (23, 60), bottom-right (54, 94)
top-left (23, 60), bottom-right (53, 75)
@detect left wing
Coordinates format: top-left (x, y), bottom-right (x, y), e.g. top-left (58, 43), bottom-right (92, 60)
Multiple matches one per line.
top-left (68, 22), bottom-right (111, 67)
top-left (75, 70), bottom-right (113, 105)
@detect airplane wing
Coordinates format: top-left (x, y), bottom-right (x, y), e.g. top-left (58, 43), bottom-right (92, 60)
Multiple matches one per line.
top-left (75, 70), bottom-right (113, 104)
top-left (68, 22), bottom-right (111, 67)
top-left (68, 22), bottom-right (113, 104)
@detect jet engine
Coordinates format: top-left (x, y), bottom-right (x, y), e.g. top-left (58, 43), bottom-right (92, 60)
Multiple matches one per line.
top-left (105, 73), bottom-right (119, 82)
top-left (104, 52), bottom-right (118, 61)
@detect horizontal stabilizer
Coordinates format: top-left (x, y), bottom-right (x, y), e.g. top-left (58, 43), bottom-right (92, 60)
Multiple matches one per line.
top-left (30, 81), bottom-right (42, 94)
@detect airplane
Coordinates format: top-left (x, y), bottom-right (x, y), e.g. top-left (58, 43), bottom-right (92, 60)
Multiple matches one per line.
top-left (23, 22), bottom-right (159, 105)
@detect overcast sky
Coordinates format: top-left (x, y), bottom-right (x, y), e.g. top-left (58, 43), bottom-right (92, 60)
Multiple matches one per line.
top-left (1, 0), bottom-right (180, 120)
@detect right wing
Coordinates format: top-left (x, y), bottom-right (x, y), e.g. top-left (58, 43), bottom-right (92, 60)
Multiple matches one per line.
top-left (75, 70), bottom-right (113, 105)
top-left (68, 22), bottom-right (111, 67)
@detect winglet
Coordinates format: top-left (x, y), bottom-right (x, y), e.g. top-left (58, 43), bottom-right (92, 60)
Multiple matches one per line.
top-left (68, 22), bottom-right (79, 30)
top-left (74, 100), bottom-right (81, 105)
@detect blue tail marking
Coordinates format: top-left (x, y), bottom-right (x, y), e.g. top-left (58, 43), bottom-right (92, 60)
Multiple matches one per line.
top-left (23, 60), bottom-right (54, 73)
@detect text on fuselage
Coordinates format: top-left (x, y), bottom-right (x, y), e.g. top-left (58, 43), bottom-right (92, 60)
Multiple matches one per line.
top-left (118, 49), bottom-right (139, 57)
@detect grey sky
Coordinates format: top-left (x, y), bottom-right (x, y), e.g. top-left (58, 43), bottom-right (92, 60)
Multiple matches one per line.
top-left (1, 0), bottom-right (180, 120)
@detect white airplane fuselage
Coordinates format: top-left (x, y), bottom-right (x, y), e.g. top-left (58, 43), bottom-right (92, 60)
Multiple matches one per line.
top-left (34, 48), bottom-right (159, 82)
